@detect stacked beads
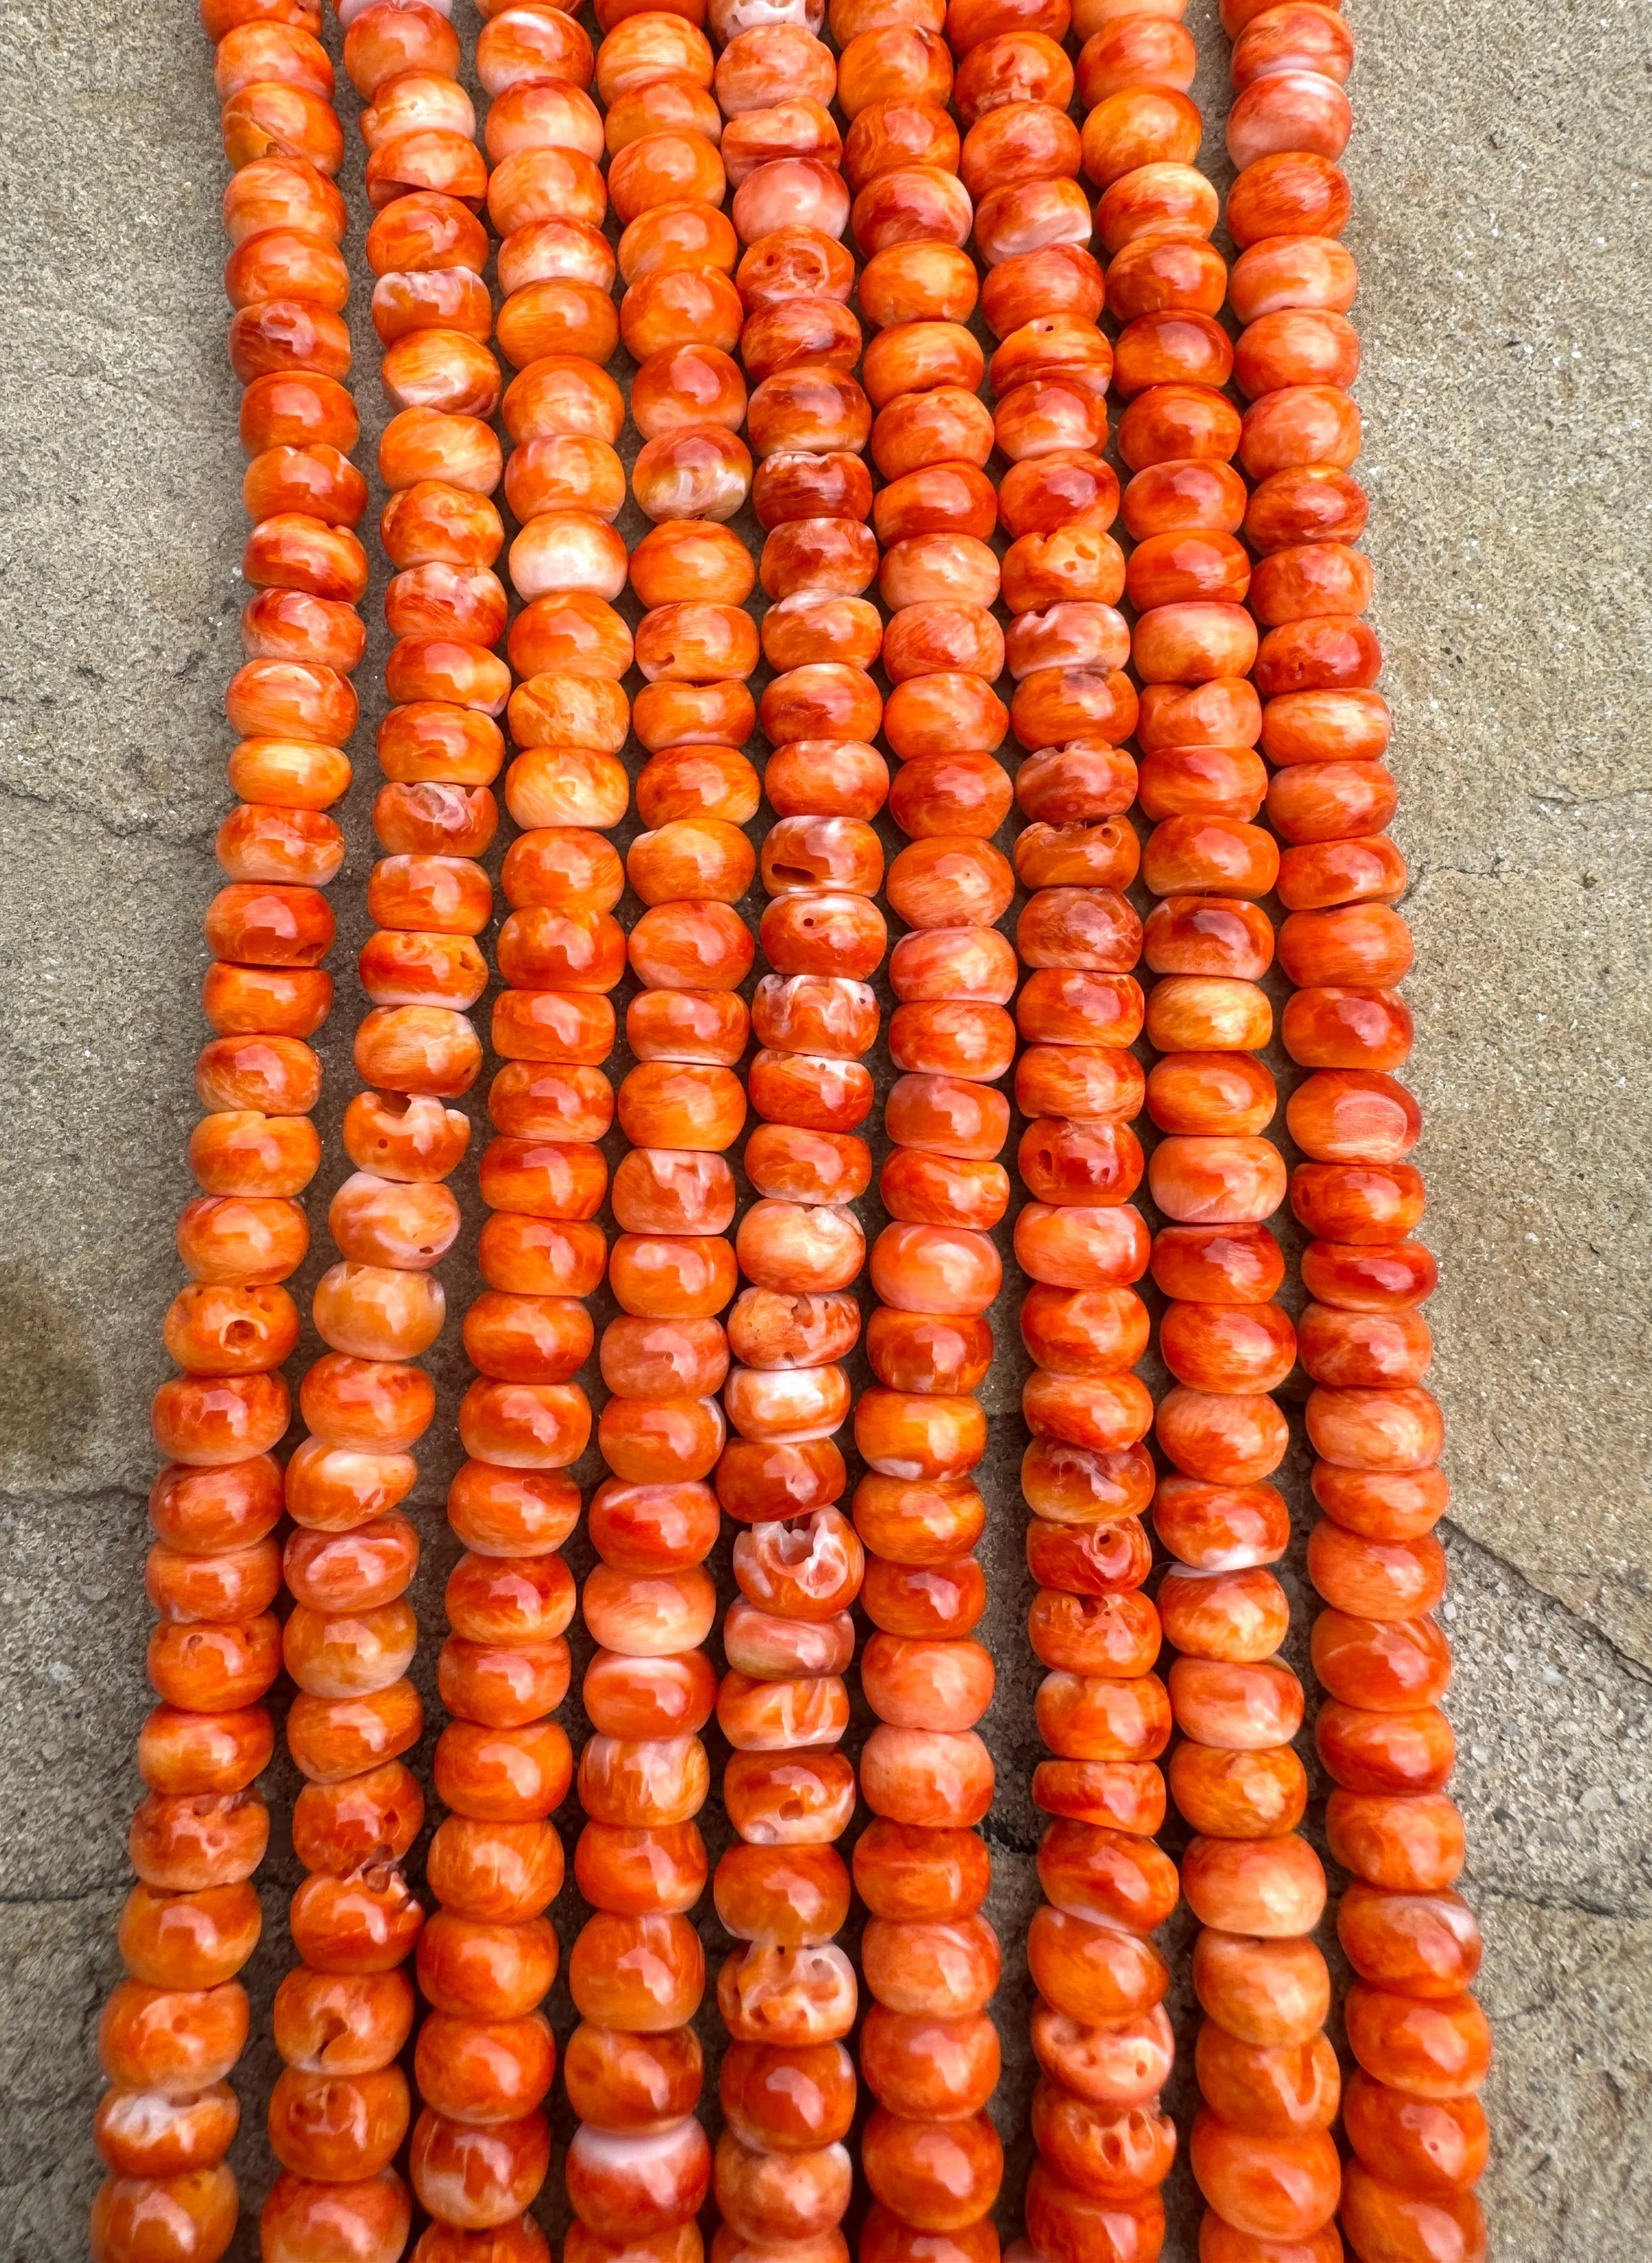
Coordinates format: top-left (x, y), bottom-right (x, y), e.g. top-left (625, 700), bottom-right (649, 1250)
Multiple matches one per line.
top-left (558, 12), bottom-right (751, 2260)
top-left (840, 4), bottom-right (1013, 2257)
top-left (259, 4), bottom-right (506, 2258)
top-left (710, 13), bottom-right (876, 2263)
top-left (90, 10), bottom-right (358, 2261)
top-left (395, 0), bottom-right (622, 2251)
top-left (967, 4), bottom-right (1191, 2259)
top-left (1073, 4), bottom-right (1348, 2254)
top-left (1217, 4), bottom-right (1491, 2256)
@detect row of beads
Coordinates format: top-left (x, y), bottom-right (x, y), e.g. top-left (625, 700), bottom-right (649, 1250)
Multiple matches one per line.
top-left (259, 0), bottom-right (512, 2254)
top-left (708, 14), bottom-right (875, 2263)
top-left (1068, 0), bottom-right (1352, 2251)
top-left (1212, 2), bottom-right (1492, 2258)
top-left (92, 2), bottom-right (364, 2255)
top-left (115, 3), bottom-right (1488, 2260)
top-left (979, 3), bottom-right (1188, 2259)
top-left (835, 2), bottom-right (1014, 2258)
top-left (563, 10), bottom-right (747, 2256)
top-left (384, 0), bottom-right (614, 2247)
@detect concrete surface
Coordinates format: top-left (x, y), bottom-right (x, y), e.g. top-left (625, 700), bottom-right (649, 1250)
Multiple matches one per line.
top-left (0, 0), bottom-right (1648, 2254)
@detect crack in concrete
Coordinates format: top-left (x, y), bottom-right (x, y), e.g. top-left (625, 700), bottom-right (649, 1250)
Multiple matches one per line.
top-left (1531, 788), bottom-right (1652, 809)
top-left (1445, 1522), bottom-right (1652, 1681)
top-left (0, 771), bottom-right (218, 851)
top-left (1475, 1879), bottom-right (1652, 1923)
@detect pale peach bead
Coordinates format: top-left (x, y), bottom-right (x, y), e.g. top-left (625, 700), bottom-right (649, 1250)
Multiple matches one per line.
top-left (329, 1172), bottom-right (460, 1270)
top-left (311, 1263), bottom-right (446, 1361)
top-left (733, 158), bottom-right (851, 247)
top-left (1145, 975), bottom-right (1273, 1054)
top-left (1014, 1202), bottom-right (1151, 1290)
top-left (510, 512), bottom-right (629, 602)
top-left (724, 1365), bottom-right (853, 1443)
top-left (1181, 1832), bottom-right (1327, 1938)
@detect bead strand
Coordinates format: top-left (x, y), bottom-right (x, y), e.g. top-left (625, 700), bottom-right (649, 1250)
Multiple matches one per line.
top-left (1070, 5), bottom-right (1353, 2254)
top-left (1216, 5), bottom-right (1493, 2258)
top-left (258, 2), bottom-right (509, 2256)
top-left (835, 6), bottom-right (1015, 2258)
top-left (395, 0), bottom-right (625, 2252)
top-left (558, 13), bottom-right (756, 2257)
top-left (90, 9), bottom-right (359, 2260)
top-left (701, 13), bottom-right (877, 2263)
top-left (967, 4), bottom-right (1193, 2259)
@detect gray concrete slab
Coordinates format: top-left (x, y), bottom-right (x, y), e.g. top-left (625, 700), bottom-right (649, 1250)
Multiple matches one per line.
top-left (0, 0), bottom-right (1648, 2255)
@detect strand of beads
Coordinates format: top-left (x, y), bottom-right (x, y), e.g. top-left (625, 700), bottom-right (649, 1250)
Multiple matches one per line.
top-left (701, 15), bottom-right (878, 2263)
top-left (828, 7), bottom-right (1018, 2258)
top-left (550, 12), bottom-right (760, 2259)
top-left (90, 11), bottom-right (358, 2262)
top-left (962, 4), bottom-right (1194, 2260)
top-left (1073, 7), bottom-right (1352, 2257)
top-left (1217, 7), bottom-right (1492, 2258)
top-left (256, 4), bottom-right (508, 2257)
top-left (389, 1), bottom-right (626, 2253)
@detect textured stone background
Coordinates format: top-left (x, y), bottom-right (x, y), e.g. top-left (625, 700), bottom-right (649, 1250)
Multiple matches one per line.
top-left (1, 0), bottom-right (1649, 2254)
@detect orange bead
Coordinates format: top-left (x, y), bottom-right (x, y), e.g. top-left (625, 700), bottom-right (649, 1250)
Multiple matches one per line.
top-left (1339, 2163), bottom-right (1487, 2263)
top-left (718, 1937), bottom-right (858, 2043)
top-left (720, 1436), bottom-right (848, 1526)
top-left (562, 2019), bottom-right (702, 2132)
top-left (862, 2004), bottom-right (998, 2121)
top-left (1029, 1991), bottom-right (1174, 2109)
top-left (1031, 2082), bottom-right (1176, 2204)
top-left (93, 2079), bottom-right (240, 2179)
top-left (721, 2038), bottom-right (856, 2151)
top-left (408, 2108), bottom-right (551, 2231)
top-left (416, 1912), bottom-right (558, 2022)
top-left (1308, 1529), bottom-right (1447, 1625)
top-left (1338, 1880), bottom-right (1482, 1999)
top-left (1189, 2110), bottom-right (1340, 2241)
top-left (1227, 148), bottom-right (1351, 249)
top-left (724, 1752), bottom-right (857, 1847)
top-left (1024, 2164), bottom-right (1163, 2263)
top-left (118, 1880), bottom-right (262, 1991)
top-left (99, 1978), bottom-right (249, 2096)
top-left (89, 2165), bottom-right (239, 2263)
top-left (1317, 1703), bottom-right (1455, 1797)
top-left (1341, 2068), bottom-right (1488, 2195)
top-left (1343, 1982), bottom-right (1491, 2099)
top-left (1193, 1930), bottom-right (1329, 2049)
top-left (862, 2110), bottom-right (1002, 2233)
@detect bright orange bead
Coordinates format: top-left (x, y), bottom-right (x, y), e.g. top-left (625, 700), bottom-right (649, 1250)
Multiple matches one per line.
top-left (862, 2109), bottom-right (1003, 2233)
top-left (1341, 2068), bottom-right (1488, 2195)
top-left (1030, 2001), bottom-right (1174, 2113)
